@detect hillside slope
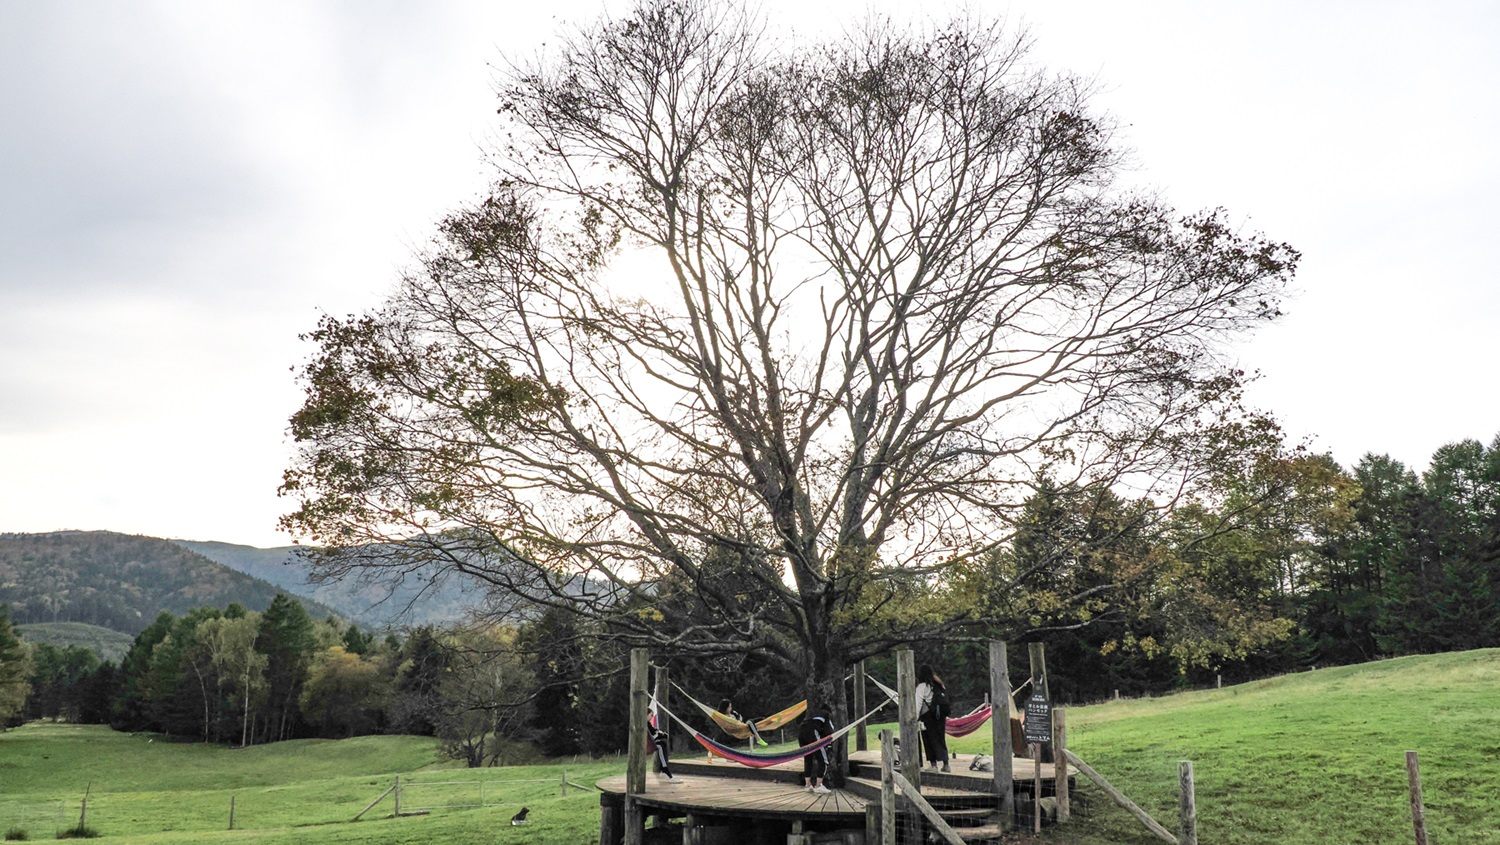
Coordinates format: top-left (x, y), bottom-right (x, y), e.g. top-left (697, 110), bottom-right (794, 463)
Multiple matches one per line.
top-left (0, 531), bottom-right (335, 635)
top-left (175, 540), bottom-right (491, 628)
top-left (946, 648), bottom-right (1500, 844)
top-left (15, 621), bottom-right (134, 662)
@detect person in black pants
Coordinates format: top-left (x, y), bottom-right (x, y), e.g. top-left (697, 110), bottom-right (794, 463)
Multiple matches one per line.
top-left (648, 713), bottom-right (681, 785)
top-left (799, 704), bottom-right (834, 794)
top-left (916, 664), bottom-right (950, 772)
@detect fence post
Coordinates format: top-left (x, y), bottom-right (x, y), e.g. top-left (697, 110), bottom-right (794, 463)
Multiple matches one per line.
top-left (1406, 751), bottom-right (1428, 845)
top-left (394, 775), bottom-right (401, 817)
top-left (228, 794), bottom-right (236, 830)
top-left (561, 770), bottom-right (568, 797)
top-left (880, 730), bottom-right (896, 845)
top-left (990, 641), bottom-right (1014, 829)
top-left (1055, 708), bottom-right (1069, 822)
top-left (1178, 761), bottom-right (1197, 845)
top-left (854, 660), bottom-right (868, 752)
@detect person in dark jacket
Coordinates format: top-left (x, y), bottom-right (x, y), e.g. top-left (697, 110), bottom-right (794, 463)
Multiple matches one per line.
top-left (798, 704), bottom-right (835, 794)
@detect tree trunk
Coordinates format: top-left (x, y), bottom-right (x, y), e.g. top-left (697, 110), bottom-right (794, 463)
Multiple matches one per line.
top-left (241, 682), bottom-right (250, 748)
top-left (805, 635), bottom-right (849, 787)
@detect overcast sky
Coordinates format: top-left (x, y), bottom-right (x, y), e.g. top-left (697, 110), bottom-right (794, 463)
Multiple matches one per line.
top-left (2, 0), bottom-right (1496, 547)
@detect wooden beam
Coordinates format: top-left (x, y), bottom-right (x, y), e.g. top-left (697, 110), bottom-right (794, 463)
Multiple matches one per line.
top-left (854, 660), bottom-right (868, 752)
top-left (891, 769), bottom-right (966, 845)
top-left (990, 641), bottom-right (1014, 830)
top-left (352, 783), bottom-right (395, 821)
top-left (1064, 749), bottom-right (1176, 845)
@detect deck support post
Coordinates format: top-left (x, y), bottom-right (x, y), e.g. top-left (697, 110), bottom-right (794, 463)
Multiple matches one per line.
top-left (880, 729), bottom-right (897, 845)
top-left (854, 660), bottom-right (868, 752)
top-left (1055, 707), bottom-right (1070, 821)
top-left (896, 650), bottom-right (921, 844)
top-left (625, 648), bottom-right (649, 845)
top-left (990, 641), bottom-right (1014, 829)
top-left (654, 663), bottom-right (671, 751)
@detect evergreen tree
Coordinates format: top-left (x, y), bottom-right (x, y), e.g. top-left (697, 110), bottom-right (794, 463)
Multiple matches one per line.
top-left (113, 611), bottom-right (175, 730)
top-left (0, 607), bottom-right (31, 725)
top-left (254, 594), bottom-right (315, 742)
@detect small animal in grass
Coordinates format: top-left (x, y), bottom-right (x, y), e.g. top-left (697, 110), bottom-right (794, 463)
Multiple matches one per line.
top-left (510, 807), bottom-right (530, 826)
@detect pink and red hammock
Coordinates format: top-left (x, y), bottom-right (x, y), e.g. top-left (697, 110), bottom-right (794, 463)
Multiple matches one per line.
top-left (866, 675), bottom-right (999, 737)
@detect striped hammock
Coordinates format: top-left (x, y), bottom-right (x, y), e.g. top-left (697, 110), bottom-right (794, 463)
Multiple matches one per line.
top-left (653, 695), bottom-right (881, 770)
top-left (673, 682), bottom-right (807, 742)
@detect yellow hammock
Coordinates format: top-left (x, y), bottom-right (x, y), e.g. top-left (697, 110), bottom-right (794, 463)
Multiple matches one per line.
top-left (677, 683), bottom-right (809, 741)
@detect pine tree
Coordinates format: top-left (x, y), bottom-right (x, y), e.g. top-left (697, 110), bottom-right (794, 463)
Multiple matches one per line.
top-left (254, 594), bottom-right (315, 742)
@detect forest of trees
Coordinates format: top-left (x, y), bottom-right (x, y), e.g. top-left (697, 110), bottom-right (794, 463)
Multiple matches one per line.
top-left (2, 435), bottom-right (1496, 758)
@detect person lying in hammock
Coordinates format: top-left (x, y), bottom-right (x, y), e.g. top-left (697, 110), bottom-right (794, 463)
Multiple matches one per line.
top-left (719, 697), bottom-right (769, 747)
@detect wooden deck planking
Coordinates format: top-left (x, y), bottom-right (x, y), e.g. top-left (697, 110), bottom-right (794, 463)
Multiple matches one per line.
top-left (597, 774), bottom-right (868, 818)
top-left (849, 750), bottom-right (1057, 782)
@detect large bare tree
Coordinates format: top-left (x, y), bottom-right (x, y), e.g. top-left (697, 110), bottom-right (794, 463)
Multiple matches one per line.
top-left (281, 0), bottom-right (1296, 728)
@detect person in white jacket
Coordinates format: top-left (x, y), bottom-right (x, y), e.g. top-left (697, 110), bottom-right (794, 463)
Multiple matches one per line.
top-left (915, 664), bottom-right (950, 772)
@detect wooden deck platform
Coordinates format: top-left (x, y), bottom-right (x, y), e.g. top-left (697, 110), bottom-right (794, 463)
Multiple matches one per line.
top-left (596, 772), bottom-right (869, 819)
top-left (597, 749), bottom-right (1067, 843)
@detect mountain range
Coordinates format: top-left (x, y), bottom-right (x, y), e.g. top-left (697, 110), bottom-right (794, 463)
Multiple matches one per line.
top-left (0, 531), bottom-right (491, 645)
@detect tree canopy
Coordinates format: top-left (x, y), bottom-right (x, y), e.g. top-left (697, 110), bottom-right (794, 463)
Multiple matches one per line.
top-left (281, 0), bottom-right (1297, 714)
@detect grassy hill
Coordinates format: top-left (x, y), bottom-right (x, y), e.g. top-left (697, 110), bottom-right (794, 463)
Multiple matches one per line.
top-left (0, 531), bottom-right (337, 635)
top-left (174, 540), bottom-right (491, 630)
top-left (15, 622), bottom-right (134, 662)
top-left (0, 649), bottom-right (1496, 844)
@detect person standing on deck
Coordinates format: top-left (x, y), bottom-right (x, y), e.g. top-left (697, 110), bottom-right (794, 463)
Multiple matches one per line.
top-left (799, 703), bottom-right (834, 794)
top-left (916, 664), bottom-right (951, 772)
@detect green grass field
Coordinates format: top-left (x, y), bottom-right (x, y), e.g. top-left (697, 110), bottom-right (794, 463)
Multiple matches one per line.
top-left (2, 649), bottom-right (1496, 844)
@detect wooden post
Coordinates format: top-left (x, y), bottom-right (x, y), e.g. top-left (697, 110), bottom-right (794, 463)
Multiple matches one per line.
top-left (228, 794), bottom-right (236, 830)
top-left (896, 649), bottom-right (921, 791)
top-left (1055, 708), bottom-right (1070, 822)
top-left (896, 651), bottom-right (922, 845)
top-left (864, 805), bottom-right (880, 845)
top-left (1033, 744), bottom-right (1042, 833)
top-left (1178, 761), bottom-right (1197, 845)
top-left (561, 770), bottom-right (569, 796)
top-left (625, 648), bottom-right (649, 845)
top-left (1406, 751), bottom-right (1428, 845)
top-left (1113, 689), bottom-right (1120, 701)
top-left (653, 663), bottom-right (670, 751)
top-left (854, 660), bottom-right (869, 752)
top-left (683, 813), bottom-right (705, 845)
top-left (394, 775), bottom-right (402, 817)
top-left (880, 730), bottom-right (897, 845)
top-left (1215, 674), bottom-right (1222, 690)
top-left (79, 782), bottom-right (90, 830)
top-left (990, 641), bottom-right (1015, 829)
